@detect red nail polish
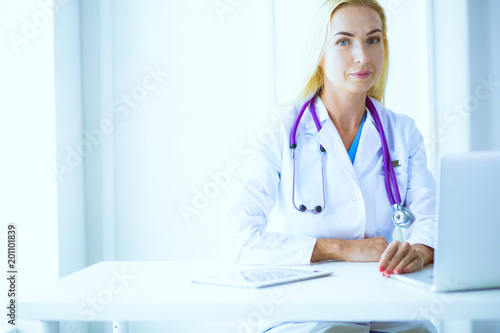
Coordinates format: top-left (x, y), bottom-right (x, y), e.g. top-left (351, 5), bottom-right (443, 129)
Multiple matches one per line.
top-left (404, 267), bottom-right (409, 272)
top-left (394, 269), bottom-right (400, 274)
top-left (379, 265), bottom-right (384, 272)
top-left (385, 270), bottom-right (391, 275)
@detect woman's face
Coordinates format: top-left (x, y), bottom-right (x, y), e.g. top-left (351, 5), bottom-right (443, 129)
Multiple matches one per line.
top-left (321, 6), bottom-right (384, 96)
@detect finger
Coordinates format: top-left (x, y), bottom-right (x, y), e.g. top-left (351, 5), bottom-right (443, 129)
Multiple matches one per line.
top-left (393, 249), bottom-right (419, 274)
top-left (379, 241), bottom-right (399, 272)
top-left (379, 241), bottom-right (400, 272)
top-left (401, 256), bottom-right (425, 273)
top-left (385, 242), bottom-right (412, 274)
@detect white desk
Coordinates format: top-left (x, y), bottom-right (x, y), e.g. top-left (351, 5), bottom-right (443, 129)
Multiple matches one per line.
top-left (20, 261), bottom-right (500, 331)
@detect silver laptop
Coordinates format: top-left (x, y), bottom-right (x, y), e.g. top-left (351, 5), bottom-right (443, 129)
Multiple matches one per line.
top-left (392, 151), bottom-right (500, 292)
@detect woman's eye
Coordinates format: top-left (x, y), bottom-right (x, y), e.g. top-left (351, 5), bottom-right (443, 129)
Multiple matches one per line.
top-left (368, 37), bottom-right (381, 44)
top-left (337, 40), bottom-right (349, 46)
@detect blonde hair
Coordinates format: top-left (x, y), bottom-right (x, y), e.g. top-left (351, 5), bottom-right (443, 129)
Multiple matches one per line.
top-left (287, 0), bottom-right (389, 105)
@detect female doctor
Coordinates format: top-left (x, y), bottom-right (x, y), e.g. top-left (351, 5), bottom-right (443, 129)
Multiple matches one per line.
top-left (223, 0), bottom-right (437, 332)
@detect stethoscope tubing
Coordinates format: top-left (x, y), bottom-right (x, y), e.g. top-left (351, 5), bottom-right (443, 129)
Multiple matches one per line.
top-left (290, 92), bottom-right (327, 214)
top-left (290, 93), bottom-right (409, 218)
top-left (365, 97), bottom-right (402, 206)
top-left (290, 92), bottom-right (322, 148)
top-left (291, 145), bottom-right (326, 214)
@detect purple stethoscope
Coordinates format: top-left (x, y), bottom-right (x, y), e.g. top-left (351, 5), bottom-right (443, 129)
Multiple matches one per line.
top-left (289, 93), bottom-right (413, 228)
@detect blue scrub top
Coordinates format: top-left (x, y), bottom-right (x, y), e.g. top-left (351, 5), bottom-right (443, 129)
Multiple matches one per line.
top-left (348, 112), bottom-right (367, 164)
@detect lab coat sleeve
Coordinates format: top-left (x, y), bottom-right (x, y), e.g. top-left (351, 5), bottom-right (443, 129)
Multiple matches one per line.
top-left (402, 120), bottom-right (437, 249)
top-left (221, 116), bottom-right (317, 265)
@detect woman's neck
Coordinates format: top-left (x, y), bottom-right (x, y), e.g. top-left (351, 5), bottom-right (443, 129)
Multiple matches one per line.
top-left (319, 88), bottom-right (367, 134)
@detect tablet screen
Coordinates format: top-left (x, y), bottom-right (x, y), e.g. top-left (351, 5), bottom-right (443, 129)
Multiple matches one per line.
top-left (192, 267), bottom-right (333, 288)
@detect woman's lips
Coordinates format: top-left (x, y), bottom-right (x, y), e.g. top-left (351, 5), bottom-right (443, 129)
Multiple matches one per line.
top-left (350, 71), bottom-right (372, 80)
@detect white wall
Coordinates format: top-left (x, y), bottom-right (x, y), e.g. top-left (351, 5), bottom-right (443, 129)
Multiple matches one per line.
top-left (0, 0), bottom-right (59, 286)
top-left (79, 0), bottom-right (117, 268)
top-left (274, 0), bottom-right (319, 104)
top-left (490, 0), bottom-right (500, 151)
top-left (469, 0), bottom-right (500, 151)
top-left (54, 0), bottom-right (87, 278)
top-left (382, 0), bottom-right (430, 147)
top-left (109, 0), bottom-right (272, 262)
top-left (428, 0), bottom-right (470, 171)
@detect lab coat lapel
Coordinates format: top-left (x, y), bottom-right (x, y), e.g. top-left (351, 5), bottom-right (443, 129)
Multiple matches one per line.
top-left (353, 105), bottom-right (382, 178)
top-left (310, 98), bottom-right (359, 185)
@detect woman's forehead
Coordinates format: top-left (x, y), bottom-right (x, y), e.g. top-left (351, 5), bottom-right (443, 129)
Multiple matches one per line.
top-left (329, 6), bottom-right (382, 34)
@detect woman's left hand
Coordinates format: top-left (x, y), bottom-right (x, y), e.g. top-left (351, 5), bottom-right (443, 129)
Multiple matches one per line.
top-left (378, 241), bottom-right (434, 277)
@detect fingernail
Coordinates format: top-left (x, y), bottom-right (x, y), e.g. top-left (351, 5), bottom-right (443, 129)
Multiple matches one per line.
top-left (404, 267), bottom-right (409, 272)
top-left (394, 269), bottom-right (400, 274)
top-left (379, 265), bottom-right (385, 272)
top-left (385, 270), bottom-right (391, 275)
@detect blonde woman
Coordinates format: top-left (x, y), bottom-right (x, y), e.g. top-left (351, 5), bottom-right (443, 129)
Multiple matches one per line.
top-left (223, 0), bottom-right (437, 331)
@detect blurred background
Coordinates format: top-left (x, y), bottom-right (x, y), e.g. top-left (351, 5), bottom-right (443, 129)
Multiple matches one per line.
top-left (1, 0), bottom-right (499, 332)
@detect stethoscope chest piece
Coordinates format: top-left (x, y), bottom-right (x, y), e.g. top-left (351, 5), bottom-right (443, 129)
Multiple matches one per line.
top-left (392, 203), bottom-right (413, 228)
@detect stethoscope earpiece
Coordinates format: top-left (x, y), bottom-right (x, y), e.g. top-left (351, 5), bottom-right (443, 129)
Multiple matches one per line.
top-left (296, 204), bottom-right (323, 214)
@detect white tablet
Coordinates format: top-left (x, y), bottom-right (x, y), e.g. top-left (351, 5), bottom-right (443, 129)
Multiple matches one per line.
top-left (191, 267), bottom-right (334, 288)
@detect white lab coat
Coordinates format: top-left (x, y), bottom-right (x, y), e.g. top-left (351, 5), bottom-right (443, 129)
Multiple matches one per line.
top-left (223, 96), bottom-right (436, 265)
top-left (222, 96), bottom-right (437, 333)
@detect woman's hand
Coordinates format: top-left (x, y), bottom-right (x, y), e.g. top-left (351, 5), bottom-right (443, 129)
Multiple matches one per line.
top-left (378, 241), bottom-right (434, 277)
top-left (311, 236), bottom-right (388, 262)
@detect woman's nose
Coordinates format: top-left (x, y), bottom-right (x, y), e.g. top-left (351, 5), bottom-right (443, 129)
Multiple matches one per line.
top-left (353, 43), bottom-right (370, 64)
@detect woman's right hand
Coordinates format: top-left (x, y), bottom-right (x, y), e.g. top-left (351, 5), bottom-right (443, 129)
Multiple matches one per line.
top-left (311, 236), bottom-right (388, 262)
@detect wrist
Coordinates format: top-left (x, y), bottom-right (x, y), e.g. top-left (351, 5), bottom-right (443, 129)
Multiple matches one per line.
top-left (311, 238), bottom-right (344, 262)
top-left (330, 239), bottom-right (345, 261)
